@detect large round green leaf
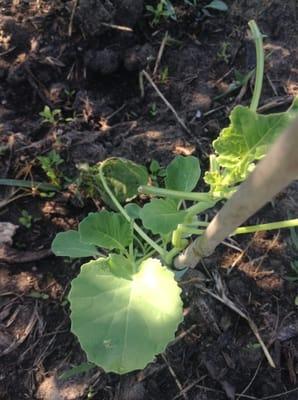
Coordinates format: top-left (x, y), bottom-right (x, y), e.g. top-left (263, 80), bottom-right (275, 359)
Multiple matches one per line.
top-left (69, 257), bottom-right (183, 373)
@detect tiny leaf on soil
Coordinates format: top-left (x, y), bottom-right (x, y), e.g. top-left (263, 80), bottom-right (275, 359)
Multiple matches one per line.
top-left (205, 0), bottom-right (228, 11)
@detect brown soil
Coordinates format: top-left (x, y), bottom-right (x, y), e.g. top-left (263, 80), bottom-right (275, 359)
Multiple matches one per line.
top-left (0, 1), bottom-right (297, 399)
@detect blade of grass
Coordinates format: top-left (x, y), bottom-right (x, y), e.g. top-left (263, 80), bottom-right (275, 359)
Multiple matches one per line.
top-left (0, 179), bottom-right (59, 192)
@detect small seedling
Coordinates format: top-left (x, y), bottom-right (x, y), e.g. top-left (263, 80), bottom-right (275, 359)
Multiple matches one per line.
top-left (19, 210), bottom-right (33, 228)
top-left (217, 41), bottom-right (231, 64)
top-left (149, 102), bottom-right (158, 118)
top-left (146, 0), bottom-right (176, 25)
top-left (39, 105), bottom-right (62, 126)
top-left (159, 66), bottom-right (169, 84)
top-left (37, 150), bottom-right (64, 186)
top-left (149, 159), bottom-right (166, 183)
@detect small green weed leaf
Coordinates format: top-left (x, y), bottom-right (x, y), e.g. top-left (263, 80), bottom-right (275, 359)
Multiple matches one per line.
top-left (140, 199), bottom-right (187, 234)
top-left (165, 156), bottom-right (201, 192)
top-left (79, 211), bottom-right (132, 250)
top-left (69, 257), bottom-right (183, 373)
top-left (205, 0), bottom-right (228, 11)
top-left (52, 230), bottom-right (99, 258)
top-left (107, 254), bottom-right (135, 280)
top-left (100, 158), bottom-right (148, 207)
top-left (208, 97), bottom-right (298, 188)
top-left (124, 203), bottom-right (142, 220)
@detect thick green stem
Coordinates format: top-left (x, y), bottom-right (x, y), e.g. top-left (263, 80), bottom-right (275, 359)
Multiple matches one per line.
top-left (99, 162), bottom-right (167, 259)
top-left (186, 201), bottom-right (217, 217)
top-left (249, 20), bottom-right (264, 112)
top-left (139, 185), bottom-right (214, 202)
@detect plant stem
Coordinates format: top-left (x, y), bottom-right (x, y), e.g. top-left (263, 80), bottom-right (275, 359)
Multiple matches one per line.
top-left (99, 162), bottom-right (167, 259)
top-left (186, 201), bottom-right (217, 216)
top-left (139, 185), bottom-right (214, 202)
top-left (249, 20), bottom-right (264, 112)
top-left (179, 219), bottom-right (298, 237)
top-left (233, 218), bottom-right (298, 235)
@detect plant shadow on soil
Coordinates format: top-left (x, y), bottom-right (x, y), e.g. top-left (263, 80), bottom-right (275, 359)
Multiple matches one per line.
top-left (0, 0), bottom-right (297, 399)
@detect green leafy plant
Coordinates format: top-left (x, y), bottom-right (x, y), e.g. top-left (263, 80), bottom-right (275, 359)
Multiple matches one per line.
top-left (159, 65), bottom-right (169, 84)
top-left (149, 102), bottom-right (158, 118)
top-left (52, 21), bottom-right (298, 374)
top-left (217, 41), bottom-right (231, 63)
top-left (39, 105), bottom-right (62, 126)
top-left (19, 210), bottom-right (33, 228)
top-left (146, 0), bottom-right (177, 25)
top-left (37, 150), bottom-right (64, 186)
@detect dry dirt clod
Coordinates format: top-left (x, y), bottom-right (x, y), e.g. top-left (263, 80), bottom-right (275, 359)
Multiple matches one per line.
top-left (0, 16), bottom-right (30, 59)
top-left (124, 44), bottom-right (154, 72)
top-left (84, 48), bottom-right (120, 74)
top-left (115, 0), bottom-right (144, 28)
top-left (0, 222), bottom-right (18, 245)
top-left (78, 0), bottom-right (116, 36)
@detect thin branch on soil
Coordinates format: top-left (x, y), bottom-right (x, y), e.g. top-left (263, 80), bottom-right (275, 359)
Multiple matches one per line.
top-left (266, 73), bottom-right (278, 96)
top-left (141, 70), bottom-right (191, 135)
top-left (214, 67), bottom-right (234, 86)
top-left (24, 64), bottom-right (53, 107)
top-left (1, 302), bottom-right (38, 356)
top-left (172, 375), bottom-right (207, 400)
top-left (260, 388), bottom-right (298, 400)
top-left (0, 46), bottom-right (16, 57)
top-left (68, 0), bottom-right (79, 36)
top-left (161, 353), bottom-right (188, 400)
top-left (168, 324), bottom-right (197, 346)
top-left (194, 275), bottom-right (276, 368)
top-left (257, 96), bottom-right (293, 113)
top-left (153, 31), bottom-right (168, 76)
top-left (100, 22), bottom-right (133, 32)
top-left (0, 192), bottom-right (32, 210)
top-left (236, 361), bottom-right (262, 400)
top-left (0, 244), bottom-right (52, 263)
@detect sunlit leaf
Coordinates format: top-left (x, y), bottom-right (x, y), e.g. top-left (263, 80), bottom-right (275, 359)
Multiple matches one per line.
top-left (205, 97), bottom-right (298, 190)
top-left (69, 257), bottom-right (183, 373)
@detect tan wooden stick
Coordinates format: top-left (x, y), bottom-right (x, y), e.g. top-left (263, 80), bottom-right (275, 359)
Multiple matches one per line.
top-left (175, 117), bottom-right (298, 269)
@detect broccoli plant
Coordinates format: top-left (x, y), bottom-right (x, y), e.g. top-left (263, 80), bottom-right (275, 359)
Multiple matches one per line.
top-left (51, 21), bottom-right (298, 374)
